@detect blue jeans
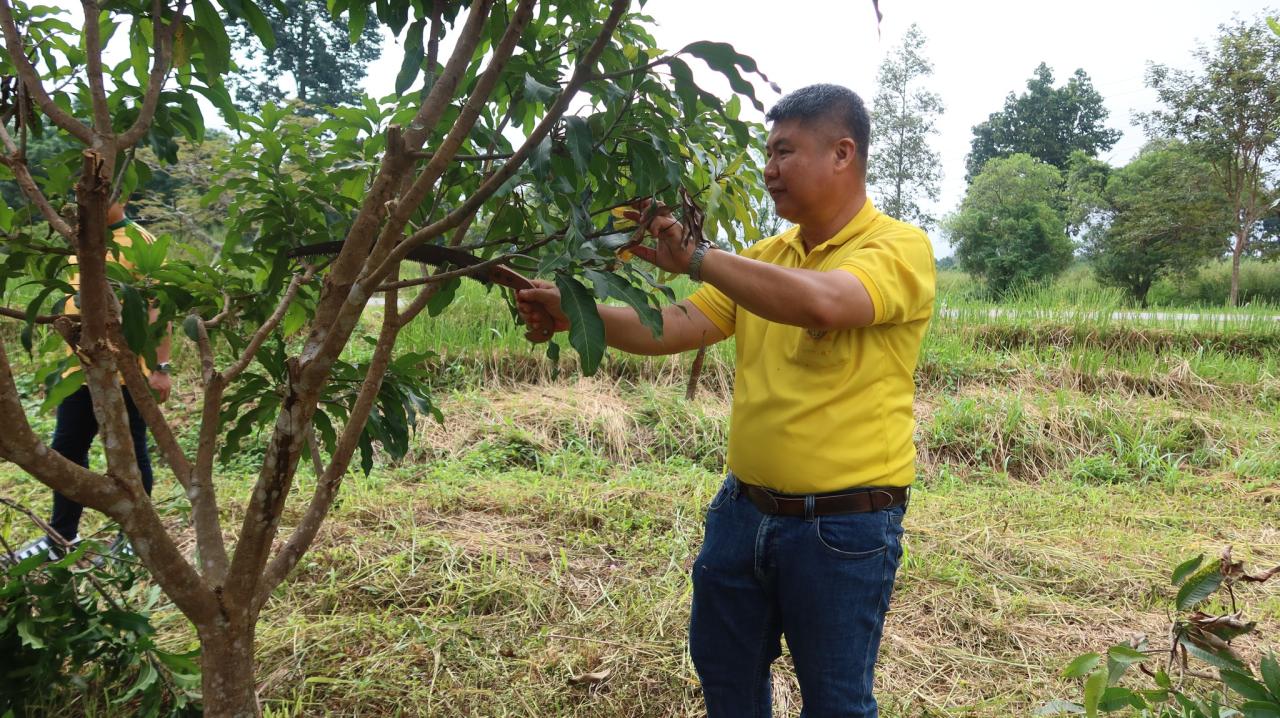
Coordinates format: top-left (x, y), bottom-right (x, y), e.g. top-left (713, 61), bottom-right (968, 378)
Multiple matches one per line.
top-left (48, 385), bottom-right (153, 541)
top-left (690, 475), bottom-right (906, 718)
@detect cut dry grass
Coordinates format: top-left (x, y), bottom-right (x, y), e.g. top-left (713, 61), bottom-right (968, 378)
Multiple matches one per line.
top-left (3, 305), bottom-right (1279, 716)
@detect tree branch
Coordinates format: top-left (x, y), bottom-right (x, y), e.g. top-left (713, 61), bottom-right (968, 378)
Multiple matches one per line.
top-left (256, 286), bottom-right (402, 608)
top-left (117, 0), bottom-right (187, 148)
top-left (0, 122), bottom-right (76, 239)
top-left (0, 306), bottom-right (76, 324)
top-left (82, 0), bottom-right (113, 134)
top-left (588, 55), bottom-right (673, 83)
top-left (223, 268), bottom-right (313, 384)
top-left (401, 0), bottom-right (496, 151)
top-left (0, 0), bottom-right (94, 145)
top-left (389, 0), bottom-right (632, 271)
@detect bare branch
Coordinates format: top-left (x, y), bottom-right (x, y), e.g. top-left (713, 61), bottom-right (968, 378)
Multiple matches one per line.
top-left (223, 268), bottom-right (314, 384)
top-left (82, 0), bottom-right (113, 133)
top-left (0, 305), bottom-right (76, 324)
top-left (191, 373), bottom-right (229, 581)
top-left (117, 0), bottom-right (187, 148)
top-left (0, 0), bottom-right (94, 145)
top-left (588, 55), bottom-right (673, 83)
top-left (0, 122), bottom-right (75, 239)
top-left (410, 151), bottom-right (515, 162)
top-left (257, 293), bottom-right (402, 607)
top-left (112, 346), bottom-right (193, 487)
top-left (205, 291), bottom-right (232, 328)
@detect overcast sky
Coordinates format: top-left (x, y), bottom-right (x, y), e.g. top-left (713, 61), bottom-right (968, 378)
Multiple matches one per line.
top-left (359, 0), bottom-right (1276, 256)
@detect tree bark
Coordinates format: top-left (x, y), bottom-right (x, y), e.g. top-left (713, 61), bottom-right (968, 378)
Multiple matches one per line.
top-left (1230, 230), bottom-right (1245, 307)
top-left (198, 622), bottom-right (261, 718)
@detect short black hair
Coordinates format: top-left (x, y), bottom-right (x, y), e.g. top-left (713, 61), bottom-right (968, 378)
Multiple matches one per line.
top-left (765, 84), bottom-right (870, 165)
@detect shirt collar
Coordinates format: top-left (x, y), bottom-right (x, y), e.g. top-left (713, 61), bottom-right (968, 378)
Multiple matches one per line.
top-left (781, 199), bottom-right (880, 256)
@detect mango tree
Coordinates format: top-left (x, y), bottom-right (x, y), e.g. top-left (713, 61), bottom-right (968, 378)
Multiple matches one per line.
top-left (0, 0), bottom-right (770, 713)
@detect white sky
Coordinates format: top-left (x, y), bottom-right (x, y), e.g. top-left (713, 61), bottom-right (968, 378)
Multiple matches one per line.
top-left (360, 0), bottom-right (1276, 257)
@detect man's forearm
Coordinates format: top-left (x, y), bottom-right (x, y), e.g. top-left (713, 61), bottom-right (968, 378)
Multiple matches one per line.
top-left (697, 250), bottom-right (873, 330)
top-left (601, 304), bottom-right (683, 356)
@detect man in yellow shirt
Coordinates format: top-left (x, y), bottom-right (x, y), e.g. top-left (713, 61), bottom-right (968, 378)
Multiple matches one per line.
top-left (10, 202), bottom-right (173, 563)
top-left (517, 84), bottom-right (935, 716)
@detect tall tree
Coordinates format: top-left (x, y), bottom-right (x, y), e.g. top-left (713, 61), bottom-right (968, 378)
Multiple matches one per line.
top-left (947, 153), bottom-right (1073, 296)
top-left (228, 0), bottom-right (383, 114)
top-left (0, 0), bottom-right (769, 711)
top-left (966, 63), bottom-right (1121, 181)
top-left (867, 23), bottom-right (943, 230)
top-left (1142, 13), bottom-right (1280, 306)
top-left (1081, 141), bottom-right (1233, 306)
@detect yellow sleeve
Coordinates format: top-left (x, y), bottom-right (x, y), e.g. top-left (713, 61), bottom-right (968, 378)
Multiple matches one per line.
top-left (687, 284), bottom-right (736, 337)
top-left (837, 227), bottom-right (936, 326)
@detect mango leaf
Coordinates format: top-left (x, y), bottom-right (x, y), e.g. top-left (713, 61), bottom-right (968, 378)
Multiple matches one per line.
top-left (1223, 670), bottom-right (1274, 703)
top-left (555, 273), bottom-right (605, 376)
top-left (116, 659), bottom-right (157, 703)
top-left (564, 116), bottom-right (593, 174)
top-left (583, 268), bottom-right (662, 339)
top-left (523, 73), bottom-right (558, 103)
top-left (1179, 634), bottom-right (1246, 672)
top-left (40, 369), bottom-right (83, 413)
top-left (395, 19), bottom-right (425, 93)
top-left (120, 285), bottom-right (149, 354)
top-left (1262, 654), bottom-right (1280, 702)
top-left (1172, 554), bottom-right (1205, 585)
top-left (1240, 702), bottom-right (1280, 718)
top-left (1063, 653), bottom-right (1102, 678)
top-left (1176, 561), bottom-right (1224, 610)
top-left (426, 277), bottom-right (460, 317)
top-left (1083, 667), bottom-right (1106, 718)
top-left (239, 0), bottom-right (277, 50)
top-left (1098, 687), bottom-right (1144, 712)
top-left (1269, 16), bottom-right (1280, 37)
top-left (679, 40), bottom-right (777, 112)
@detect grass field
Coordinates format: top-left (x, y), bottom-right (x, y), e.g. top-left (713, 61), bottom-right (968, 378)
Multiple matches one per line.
top-left (2, 279), bottom-right (1279, 716)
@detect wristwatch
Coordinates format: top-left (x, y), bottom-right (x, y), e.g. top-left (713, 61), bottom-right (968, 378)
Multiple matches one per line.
top-left (687, 240), bottom-right (712, 281)
top-left (154, 362), bottom-right (171, 374)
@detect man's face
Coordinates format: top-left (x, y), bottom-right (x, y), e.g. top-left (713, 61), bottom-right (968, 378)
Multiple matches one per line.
top-left (763, 118), bottom-right (853, 224)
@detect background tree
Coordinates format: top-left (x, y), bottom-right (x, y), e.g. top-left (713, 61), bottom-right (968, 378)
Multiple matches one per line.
top-left (947, 153), bottom-right (1073, 296)
top-left (1081, 140), bottom-right (1234, 305)
top-left (966, 63), bottom-right (1121, 181)
top-left (1142, 13), bottom-right (1280, 306)
top-left (227, 0), bottom-right (383, 114)
top-left (867, 23), bottom-right (943, 230)
top-left (0, 0), bottom-right (772, 712)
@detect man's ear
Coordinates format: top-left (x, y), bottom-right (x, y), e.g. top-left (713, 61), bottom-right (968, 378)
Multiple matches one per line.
top-left (832, 137), bottom-right (859, 171)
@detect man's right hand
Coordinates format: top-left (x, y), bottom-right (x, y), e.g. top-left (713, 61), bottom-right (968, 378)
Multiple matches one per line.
top-left (516, 280), bottom-right (571, 343)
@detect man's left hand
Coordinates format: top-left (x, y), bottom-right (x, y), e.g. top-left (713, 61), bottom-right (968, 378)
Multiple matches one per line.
top-left (148, 370), bottom-right (172, 403)
top-left (623, 202), bottom-right (696, 275)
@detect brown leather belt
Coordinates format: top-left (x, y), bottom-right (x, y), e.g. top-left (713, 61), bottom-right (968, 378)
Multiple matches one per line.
top-left (733, 476), bottom-right (908, 517)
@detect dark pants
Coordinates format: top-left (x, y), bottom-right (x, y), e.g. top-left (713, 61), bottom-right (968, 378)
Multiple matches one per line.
top-left (690, 475), bottom-right (906, 718)
top-left (48, 385), bottom-right (153, 541)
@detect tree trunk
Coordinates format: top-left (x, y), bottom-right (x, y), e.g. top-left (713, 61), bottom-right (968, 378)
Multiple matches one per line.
top-left (198, 623), bottom-right (261, 718)
top-left (1230, 230), bottom-right (1246, 307)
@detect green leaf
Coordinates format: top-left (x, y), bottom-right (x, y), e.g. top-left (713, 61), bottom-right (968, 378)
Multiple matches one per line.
top-left (121, 285), bottom-right (149, 354)
top-left (1106, 645), bottom-right (1147, 666)
top-left (555, 273), bottom-right (605, 376)
top-left (129, 20), bottom-right (151, 88)
top-left (1098, 687), bottom-right (1145, 712)
top-left (1083, 667), bottom-right (1106, 718)
top-left (16, 620), bottom-right (44, 649)
top-left (40, 370), bottom-right (83, 413)
top-left (522, 73), bottom-right (558, 103)
top-left (1176, 561), bottom-right (1224, 610)
top-left (348, 2), bottom-right (367, 44)
top-left (1179, 634), bottom-right (1246, 672)
top-left (1269, 16), bottom-right (1280, 37)
top-left (1223, 670), bottom-right (1274, 703)
top-left (1063, 653), bottom-right (1103, 678)
top-left (564, 116), bottom-right (593, 174)
top-left (395, 19), bottom-right (425, 93)
top-left (1263, 654), bottom-right (1280, 702)
top-left (666, 56), bottom-right (699, 119)
top-left (1172, 554), bottom-right (1205, 585)
top-left (116, 659), bottom-right (157, 703)
top-left (679, 40), bottom-right (777, 112)
top-left (426, 277), bottom-right (460, 317)
top-left (584, 269), bottom-right (662, 339)
top-left (1241, 701), bottom-right (1280, 718)
top-left (241, 0), bottom-right (277, 50)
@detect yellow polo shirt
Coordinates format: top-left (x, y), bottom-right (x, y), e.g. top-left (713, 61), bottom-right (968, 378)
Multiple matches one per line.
top-left (64, 219), bottom-right (156, 374)
top-left (687, 200), bottom-right (935, 493)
